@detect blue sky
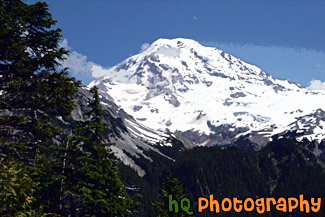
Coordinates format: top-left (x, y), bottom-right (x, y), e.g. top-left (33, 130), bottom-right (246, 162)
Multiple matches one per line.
top-left (28, 0), bottom-right (325, 88)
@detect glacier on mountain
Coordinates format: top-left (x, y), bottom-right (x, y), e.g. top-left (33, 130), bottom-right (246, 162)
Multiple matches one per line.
top-left (88, 38), bottom-right (325, 154)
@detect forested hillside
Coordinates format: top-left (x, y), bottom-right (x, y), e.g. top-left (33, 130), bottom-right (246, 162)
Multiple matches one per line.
top-left (119, 138), bottom-right (325, 217)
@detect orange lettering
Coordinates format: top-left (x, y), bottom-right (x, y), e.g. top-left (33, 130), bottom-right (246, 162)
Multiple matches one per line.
top-left (198, 197), bottom-right (209, 212)
top-left (244, 198), bottom-right (254, 212)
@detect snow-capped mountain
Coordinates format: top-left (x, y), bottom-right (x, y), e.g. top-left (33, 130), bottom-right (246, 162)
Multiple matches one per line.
top-left (88, 38), bottom-right (325, 154)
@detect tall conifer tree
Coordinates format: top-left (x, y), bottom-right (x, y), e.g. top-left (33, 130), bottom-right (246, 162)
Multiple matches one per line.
top-left (60, 86), bottom-right (135, 216)
top-left (0, 0), bottom-right (80, 215)
top-left (0, 0), bottom-right (80, 161)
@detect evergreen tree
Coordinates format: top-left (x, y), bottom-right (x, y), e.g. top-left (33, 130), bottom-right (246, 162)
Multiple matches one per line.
top-left (0, 0), bottom-right (80, 162)
top-left (0, 0), bottom-right (80, 214)
top-left (0, 156), bottom-right (38, 216)
top-left (60, 86), bottom-right (136, 216)
top-left (153, 176), bottom-right (193, 217)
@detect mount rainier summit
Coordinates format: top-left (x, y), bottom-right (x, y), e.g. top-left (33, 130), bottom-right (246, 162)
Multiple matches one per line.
top-left (89, 38), bottom-right (325, 156)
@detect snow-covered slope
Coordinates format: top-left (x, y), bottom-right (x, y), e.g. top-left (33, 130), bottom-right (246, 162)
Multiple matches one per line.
top-left (288, 109), bottom-right (325, 144)
top-left (88, 38), bottom-right (325, 151)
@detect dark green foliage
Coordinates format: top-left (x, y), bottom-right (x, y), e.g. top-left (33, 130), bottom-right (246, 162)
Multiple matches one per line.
top-left (153, 176), bottom-right (193, 217)
top-left (58, 86), bottom-right (136, 216)
top-left (119, 138), bottom-right (325, 217)
top-left (258, 139), bottom-right (325, 217)
top-left (0, 0), bottom-right (80, 161)
top-left (0, 156), bottom-right (38, 216)
top-left (0, 0), bottom-right (79, 215)
top-left (0, 1), bottom-right (139, 215)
